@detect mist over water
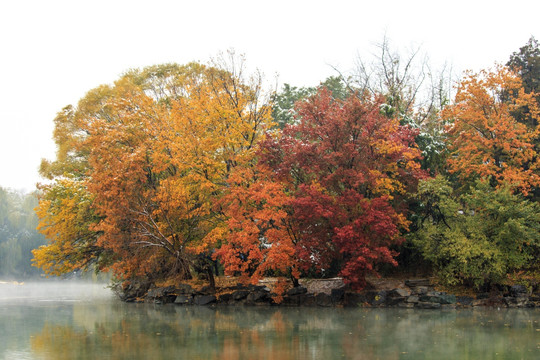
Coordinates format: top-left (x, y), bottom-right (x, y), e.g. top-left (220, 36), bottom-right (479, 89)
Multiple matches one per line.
top-left (0, 280), bottom-right (113, 304)
top-left (0, 282), bottom-right (539, 359)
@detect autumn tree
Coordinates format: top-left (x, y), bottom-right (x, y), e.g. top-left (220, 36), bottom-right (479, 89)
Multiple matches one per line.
top-left (85, 61), bottom-right (272, 282)
top-left (214, 164), bottom-right (299, 299)
top-left (442, 65), bottom-right (540, 195)
top-left (32, 179), bottom-right (107, 275)
top-left (259, 88), bottom-right (423, 289)
top-left (33, 79), bottom-right (126, 277)
top-left (34, 56), bottom-right (273, 288)
top-left (39, 84), bottom-right (118, 181)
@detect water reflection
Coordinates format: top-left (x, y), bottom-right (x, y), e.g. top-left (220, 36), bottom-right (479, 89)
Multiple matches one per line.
top-left (0, 283), bottom-right (539, 359)
top-left (27, 305), bottom-right (540, 359)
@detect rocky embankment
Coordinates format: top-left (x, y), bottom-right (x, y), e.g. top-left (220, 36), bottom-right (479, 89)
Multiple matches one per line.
top-left (118, 278), bottom-right (540, 309)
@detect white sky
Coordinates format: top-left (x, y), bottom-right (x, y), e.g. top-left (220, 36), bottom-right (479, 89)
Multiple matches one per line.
top-left (0, 0), bottom-right (538, 192)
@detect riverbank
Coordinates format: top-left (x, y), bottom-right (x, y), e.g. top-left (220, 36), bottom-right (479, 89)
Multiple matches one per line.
top-left (117, 277), bottom-right (540, 309)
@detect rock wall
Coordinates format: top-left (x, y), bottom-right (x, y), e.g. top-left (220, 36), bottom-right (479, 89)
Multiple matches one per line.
top-left (121, 279), bottom-right (540, 309)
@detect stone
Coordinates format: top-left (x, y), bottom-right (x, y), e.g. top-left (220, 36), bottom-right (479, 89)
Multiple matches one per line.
top-left (472, 299), bottom-right (488, 307)
top-left (287, 286), bottom-right (308, 296)
top-left (419, 294), bottom-right (440, 303)
top-left (248, 284), bottom-right (269, 292)
top-left (419, 291), bottom-right (456, 304)
top-left (315, 293), bottom-right (333, 307)
top-left (416, 302), bottom-right (441, 309)
top-left (194, 295), bottom-right (216, 305)
top-left (397, 302), bottom-right (415, 308)
top-left (386, 288), bottom-right (410, 305)
top-left (146, 286), bottom-right (177, 304)
top-left (330, 288), bottom-right (345, 303)
top-left (366, 290), bottom-right (387, 306)
top-left (145, 287), bottom-right (174, 304)
top-left (303, 295), bottom-right (317, 306)
top-left (405, 279), bottom-right (431, 288)
top-left (218, 293), bottom-right (232, 303)
top-left (176, 283), bottom-right (194, 294)
top-left (232, 290), bottom-right (250, 301)
top-left (509, 285), bottom-right (528, 297)
top-left (441, 293), bottom-right (457, 304)
top-left (386, 297), bottom-right (405, 306)
top-left (247, 290), bottom-right (269, 303)
top-left (441, 304), bottom-right (456, 310)
top-left (391, 288), bottom-right (411, 297)
top-left (281, 293), bottom-right (308, 306)
top-left (456, 296), bottom-right (474, 306)
top-left (116, 279), bottom-right (152, 302)
top-left (198, 285), bottom-right (215, 295)
top-left (504, 296), bottom-right (529, 308)
top-left (406, 295), bottom-right (419, 303)
top-left (343, 292), bottom-right (368, 307)
top-left (414, 286), bottom-right (429, 295)
top-left (174, 295), bottom-right (193, 305)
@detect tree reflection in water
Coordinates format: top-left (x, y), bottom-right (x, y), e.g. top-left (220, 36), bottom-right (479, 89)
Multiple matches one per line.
top-left (24, 303), bottom-right (540, 360)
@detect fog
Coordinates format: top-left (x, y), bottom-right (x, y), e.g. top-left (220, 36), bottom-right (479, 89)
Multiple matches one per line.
top-left (0, 280), bottom-right (114, 304)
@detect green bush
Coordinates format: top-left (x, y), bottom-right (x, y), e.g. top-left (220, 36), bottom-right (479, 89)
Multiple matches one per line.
top-left (410, 176), bottom-right (540, 289)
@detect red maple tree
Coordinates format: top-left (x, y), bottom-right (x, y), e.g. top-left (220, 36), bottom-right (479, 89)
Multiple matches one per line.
top-left (253, 88), bottom-right (424, 289)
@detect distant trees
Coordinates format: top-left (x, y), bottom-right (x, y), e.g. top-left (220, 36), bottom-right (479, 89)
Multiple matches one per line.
top-left (0, 187), bottom-right (45, 278)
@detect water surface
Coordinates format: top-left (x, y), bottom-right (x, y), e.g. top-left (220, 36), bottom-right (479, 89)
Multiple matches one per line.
top-left (0, 282), bottom-right (539, 359)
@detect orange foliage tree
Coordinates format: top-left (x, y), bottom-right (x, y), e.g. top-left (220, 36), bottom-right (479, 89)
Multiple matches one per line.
top-left (33, 82), bottom-right (122, 275)
top-left (442, 65), bottom-right (540, 195)
top-left (214, 164), bottom-right (299, 298)
top-left (34, 58), bottom-right (273, 286)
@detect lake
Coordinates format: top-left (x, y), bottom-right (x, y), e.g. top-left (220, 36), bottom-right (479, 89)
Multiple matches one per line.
top-left (0, 282), bottom-right (539, 359)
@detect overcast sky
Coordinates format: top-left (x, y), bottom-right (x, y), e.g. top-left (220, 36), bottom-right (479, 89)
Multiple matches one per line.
top-left (0, 0), bottom-right (538, 192)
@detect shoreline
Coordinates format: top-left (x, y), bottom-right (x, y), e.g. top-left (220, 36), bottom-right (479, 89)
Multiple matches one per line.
top-left (119, 277), bottom-right (540, 309)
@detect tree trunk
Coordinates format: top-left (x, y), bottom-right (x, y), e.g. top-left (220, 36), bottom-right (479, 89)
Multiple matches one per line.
top-left (290, 273), bottom-right (300, 288)
top-left (206, 266), bottom-right (216, 293)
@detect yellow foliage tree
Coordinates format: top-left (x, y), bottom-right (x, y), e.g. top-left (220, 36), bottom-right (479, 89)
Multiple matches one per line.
top-left (32, 178), bottom-right (107, 275)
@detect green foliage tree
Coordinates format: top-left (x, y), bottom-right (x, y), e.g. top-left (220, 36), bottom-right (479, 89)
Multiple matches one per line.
top-left (411, 176), bottom-right (540, 289)
top-left (507, 37), bottom-right (540, 102)
top-left (507, 37), bottom-right (540, 200)
top-left (271, 76), bottom-right (349, 128)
